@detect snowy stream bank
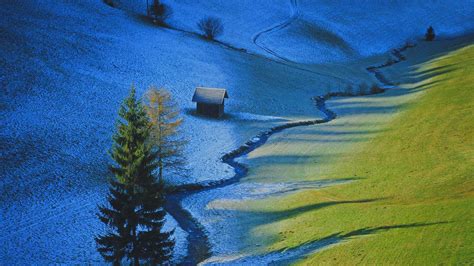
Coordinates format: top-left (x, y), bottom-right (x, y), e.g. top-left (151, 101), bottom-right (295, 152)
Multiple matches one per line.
top-left (165, 95), bottom-right (336, 264)
top-left (165, 42), bottom-right (416, 265)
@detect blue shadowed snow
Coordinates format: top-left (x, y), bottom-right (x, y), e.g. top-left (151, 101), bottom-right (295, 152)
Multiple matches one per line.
top-left (1, 0), bottom-right (473, 264)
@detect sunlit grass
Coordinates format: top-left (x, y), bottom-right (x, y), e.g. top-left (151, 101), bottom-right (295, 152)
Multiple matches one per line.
top-left (296, 45), bottom-right (474, 264)
top-left (238, 44), bottom-right (474, 264)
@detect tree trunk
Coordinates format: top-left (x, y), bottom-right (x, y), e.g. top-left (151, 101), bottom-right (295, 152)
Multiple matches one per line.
top-left (146, 0), bottom-right (149, 16)
top-left (158, 157), bottom-right (163, 183)
top-left (132, 227), bottom-right (139, 266)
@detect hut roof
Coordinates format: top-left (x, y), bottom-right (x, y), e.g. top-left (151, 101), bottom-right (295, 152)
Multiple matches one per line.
top-left (192, 87), bottom-right (228, 105)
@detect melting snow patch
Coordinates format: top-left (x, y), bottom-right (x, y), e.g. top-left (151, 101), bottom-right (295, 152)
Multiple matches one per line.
top-left (232, 112), bottom-right (287, 122)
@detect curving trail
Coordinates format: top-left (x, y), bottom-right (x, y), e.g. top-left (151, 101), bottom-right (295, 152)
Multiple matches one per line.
top-left (115, 1), bottom-right (349, 82)
top-left (165, 42), bottom-right (417, 265)
top-left (252, 0), bottom-right (299, 62)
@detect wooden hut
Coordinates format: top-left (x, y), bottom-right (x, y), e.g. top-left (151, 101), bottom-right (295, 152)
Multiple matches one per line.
top-left (192, 87), bottom-right (229, 118)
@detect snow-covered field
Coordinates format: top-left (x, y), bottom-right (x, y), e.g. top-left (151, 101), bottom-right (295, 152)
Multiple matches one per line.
top-left (1, 0), bottom-right (474, 264)
top-left (117, 0), bottom-right (474, 63)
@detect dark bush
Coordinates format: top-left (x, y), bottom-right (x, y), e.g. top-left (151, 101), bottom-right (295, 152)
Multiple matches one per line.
top-left (384, 57), bottom-right (396, 66)
top-left (425, 26), bottom-right (435, 41)
top-left (325, 87), bottom-right (331, 95)
top-left (103, 0), bottom-right (115, 7)
top-left (404, 39), bottom-right (416, 48)
top-left (197, 17), bottom-right (224, 40)
top-left (344, 84), bottom-right (354, 96)
top-left (370, 84), bottom-right (384, 94)
top-left (149, 0), bottom-right (172, 26)
top-left (358, 82), bottom-right (369, 95)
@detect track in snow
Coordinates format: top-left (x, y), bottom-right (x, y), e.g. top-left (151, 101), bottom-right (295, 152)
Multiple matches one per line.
top-left (252, 0), bottom-right (299, 62)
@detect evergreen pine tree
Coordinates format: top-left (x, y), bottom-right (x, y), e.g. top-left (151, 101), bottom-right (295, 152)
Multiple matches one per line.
top-left (144, 86), bottom-right (186, 183)
top-left (96, 180), bottom-right (134, 265)
top-left (137, 180), bottom-right (174, 264)
top-left (425, 26), bottom-right (435, 41)
top-left (96, 86), bottom-right (174, 265)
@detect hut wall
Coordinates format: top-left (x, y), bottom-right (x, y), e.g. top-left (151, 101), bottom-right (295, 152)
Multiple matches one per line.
top-left (196, 103), bottom-right (223, 117)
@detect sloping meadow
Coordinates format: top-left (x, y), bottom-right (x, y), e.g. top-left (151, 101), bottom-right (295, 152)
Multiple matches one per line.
top-left (198, 36), bottom-right (474, 264)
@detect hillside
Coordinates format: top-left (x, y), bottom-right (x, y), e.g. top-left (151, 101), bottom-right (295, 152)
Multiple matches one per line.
top-left (1, 0), bottom-right (473, 264)
top-left (201, 37), bottom-right (474, 264)
top-left (143, 0), bottom-right (474, 63)
top-left (301, 39), bottom-right (474, 265)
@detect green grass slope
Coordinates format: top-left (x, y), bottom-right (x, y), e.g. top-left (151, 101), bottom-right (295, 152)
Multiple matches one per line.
top-left (219, 42), bottom-right (474, 264)
top-left (292, 44), bottom-right (474, 264)
top-left (294, 43), bottom-right (474, 265)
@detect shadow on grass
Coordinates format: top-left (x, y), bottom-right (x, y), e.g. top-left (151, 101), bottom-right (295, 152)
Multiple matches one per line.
top-left (211, 221), bottom-right (450, 265)
top-left (405, 67), bottom-right (457, 84)
top-left (227, 197), bottom-right (379, 228)
top-left (280, 136), bottom-right (372, 143)
top-left (332, 102), bottom-right (408, 116)
top-left (321, 121), bottom-right (383, 128)
top-left (220, 178), bottom-right (361, 200)
top-left (342, 221), bottom-right (451, 238)
top-left (286, 128), bottom-right (387, 136)
top-left (411, 78), bottom-right (448, 90)
top-left (245, 153), bottom-right (339, 169)
top-left (277, 128), bottom-right (387, 142)
top-left (263, 198), bottom-right (379, 221)
top-left (414, 64), bottom-right (456, 77)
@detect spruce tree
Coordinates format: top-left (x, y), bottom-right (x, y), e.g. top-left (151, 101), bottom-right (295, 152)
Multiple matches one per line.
top-left (144, 86), bottom-right (186, 183)
top-left (425, 26), bottom-right (435, 41)
top-left (137, 180), bottom-right (174, 264)
top-left (96, 180), bottom-right (133, 265)
top-left (96, 86), bottom-right (174, 265)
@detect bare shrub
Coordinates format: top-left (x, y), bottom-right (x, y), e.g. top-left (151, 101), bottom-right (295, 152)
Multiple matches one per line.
top-left (197, 17), bottom-right (224, 40)
top-left (385, 57), bottom-right (396, 66)
top-left (358, 82), bottom-right (369, 95)
top-left (404, 39), bottom-right (416, 48)
top-left (344, 84), bottom-right (354, 96)
top-left (370, 83), bottom-right (384, 94)
top-left (325, 86), bottom-right (331, 96)
top-left (103, 0), bottom-right (115, 7)
top-left (149, 0), bottom-right (172, 26)
top-left (425, 26), bottom-right (435, 41)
